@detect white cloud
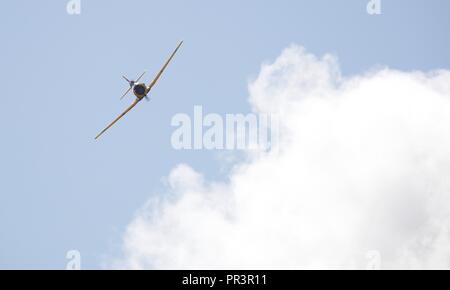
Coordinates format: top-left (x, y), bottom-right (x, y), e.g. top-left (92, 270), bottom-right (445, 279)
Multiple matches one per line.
top-left (115, 45), bottom-right (450, 269)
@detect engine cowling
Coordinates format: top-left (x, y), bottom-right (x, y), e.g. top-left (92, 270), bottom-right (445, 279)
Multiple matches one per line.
top-left (133, 83), bottom-right (147, 98)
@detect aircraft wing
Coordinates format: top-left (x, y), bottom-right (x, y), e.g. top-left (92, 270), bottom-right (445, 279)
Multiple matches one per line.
top-left (147, 41), bottom-right (183, 94)
top-left (95, 99), bottom-right (141, 139)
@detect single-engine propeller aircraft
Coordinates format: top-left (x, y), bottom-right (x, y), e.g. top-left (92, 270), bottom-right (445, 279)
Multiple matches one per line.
top-left (95, 41), bottom-right (183, 139)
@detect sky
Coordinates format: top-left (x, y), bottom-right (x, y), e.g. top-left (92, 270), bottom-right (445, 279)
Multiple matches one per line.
top-left (1, 0), bottom-right (450, 269)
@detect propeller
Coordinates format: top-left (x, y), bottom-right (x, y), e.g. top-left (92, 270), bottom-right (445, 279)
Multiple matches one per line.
top-left (120, 71), bottom-right (146, 100)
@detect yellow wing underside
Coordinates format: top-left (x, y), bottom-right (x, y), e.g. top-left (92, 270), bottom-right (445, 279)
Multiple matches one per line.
top-left (95, 99), bottom-right (140, 139)
top-left (147, 41), bottom-right (183, 92)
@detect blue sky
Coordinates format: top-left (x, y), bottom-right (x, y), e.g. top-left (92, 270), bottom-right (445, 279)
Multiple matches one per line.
top-left (1, 0), bottom-right (450, 269)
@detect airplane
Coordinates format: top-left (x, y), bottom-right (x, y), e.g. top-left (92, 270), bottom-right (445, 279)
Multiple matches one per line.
top-left (95, 41), bottom-right (183, 139)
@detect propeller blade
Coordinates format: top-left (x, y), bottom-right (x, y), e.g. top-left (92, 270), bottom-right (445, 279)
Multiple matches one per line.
top-left (120, 87), bottom-right (132, 100)
top-left (122, 75), bottom-right (131, 84)
top-left (144, 95), bottom-right (150, 102)
top-left (135, 71), bottom-right (146, 83)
